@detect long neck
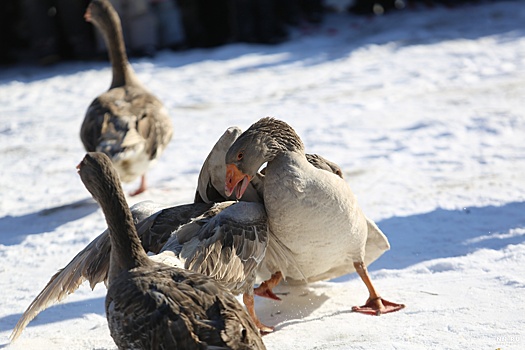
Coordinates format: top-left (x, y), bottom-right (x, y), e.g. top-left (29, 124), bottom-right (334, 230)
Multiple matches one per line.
top-left (265, 148), bottom-right (307, 178)
top-left (97, 11), bottom-right (137, 88)
top-left (97, 181), bottom-right (150, 280)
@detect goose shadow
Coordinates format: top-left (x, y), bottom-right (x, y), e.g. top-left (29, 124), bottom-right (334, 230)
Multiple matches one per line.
top-left (332, 201), bottom-right (525, 283)
top-left (2, 202), bottom-right (523, 340)
top-left (0, 198), bottom-right (99, 246)
top-left (255, 282), bottom-right (330, 332)
top-left (0, 296), bottom-right (105, 344)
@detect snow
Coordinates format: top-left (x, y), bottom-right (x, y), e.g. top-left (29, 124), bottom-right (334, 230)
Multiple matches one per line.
top-left (1, 1), bottom-right (525, 349)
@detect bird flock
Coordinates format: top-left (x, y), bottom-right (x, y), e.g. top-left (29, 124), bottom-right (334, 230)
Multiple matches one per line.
top-left (9, 0), bottom-right (404, 349)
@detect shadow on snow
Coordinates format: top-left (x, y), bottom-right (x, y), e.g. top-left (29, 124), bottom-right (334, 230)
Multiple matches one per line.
top-left (0, 198), bottom-right (99, 246)
top-left (372, 201), bottom-right (525, 271)
top-left (0, 297), bottom-right (105, 336)
top-left (1, 201), bottom-right (524, 339)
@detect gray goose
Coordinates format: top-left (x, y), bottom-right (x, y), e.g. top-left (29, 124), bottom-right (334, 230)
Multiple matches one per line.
top-left (77, 152), bottom-right (266, 349)
top-left (195, 127), bottom-right (343, 204)
top-left (194, 127), bottom-right (348, 302)
top-left (9, 126), bottom-right (346, 340)
top-left (225, 117), bottom-right (405, 316)
top-left (81, 0), bottom-right (173, 196)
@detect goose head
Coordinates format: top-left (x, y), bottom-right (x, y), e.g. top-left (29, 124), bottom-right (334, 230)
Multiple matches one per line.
top-left (77, 152), bottom-right (118, 200)
top-left (84, 0), bottom-right (120, 36)
top-left (225, 117), bottom-right (304, 199)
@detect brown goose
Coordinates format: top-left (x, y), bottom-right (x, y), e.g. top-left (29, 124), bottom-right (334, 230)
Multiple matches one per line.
top-left (81, 0), bottom-right (173, 196)
top-left (8, 200), bottom-right (213, 343)
top-left (77, 152), bottom-right (266, 349)
top-left (10, 129), bottom-right (272, 340)
top-left (225, 117), bottom-right (405, 316)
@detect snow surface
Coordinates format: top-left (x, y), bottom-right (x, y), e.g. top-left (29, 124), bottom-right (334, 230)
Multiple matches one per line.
top-left (1, 1), bottom-right (525, 349)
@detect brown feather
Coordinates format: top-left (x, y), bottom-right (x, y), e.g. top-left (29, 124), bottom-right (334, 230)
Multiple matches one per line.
top-left (80, 0), bottom-right (172, 190)
top-left (79, 152), bottom-right (265, 350)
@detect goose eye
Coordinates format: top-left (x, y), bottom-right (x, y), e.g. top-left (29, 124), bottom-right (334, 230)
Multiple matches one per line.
top-left (237, 152), bottom-right (244, 161)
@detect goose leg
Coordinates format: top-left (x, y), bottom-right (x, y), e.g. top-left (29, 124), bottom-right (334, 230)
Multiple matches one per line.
top-left (243, 292), bottom-right (274, 334)
top-left (130, 175), bottom-right (147, 196)
top-left (254, 271), bottom-right (282, 300)
top-left (352, 261), bottom-right (405, 315)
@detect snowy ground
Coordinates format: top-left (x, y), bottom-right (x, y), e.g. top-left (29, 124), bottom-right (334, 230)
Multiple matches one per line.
top-left (1, 1), bottom-right (525, 349)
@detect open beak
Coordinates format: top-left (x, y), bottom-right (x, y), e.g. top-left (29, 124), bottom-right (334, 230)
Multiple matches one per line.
top-left (225, 164), bottom-right (252, 199)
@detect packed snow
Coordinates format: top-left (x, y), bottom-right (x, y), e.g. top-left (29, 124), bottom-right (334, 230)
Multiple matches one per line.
top-left (1, 1), bottom-right (525, 349)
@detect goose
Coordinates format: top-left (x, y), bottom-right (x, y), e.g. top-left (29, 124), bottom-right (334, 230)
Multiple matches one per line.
top-left (81, 0), bottom-right (173, 196)
top-left (10, 128), bottom-right (272, 340)
top-left (8, 200), bottom-right (214, 343)
top-left (9, 126), bottom-right (346, 340)
top-left (77, 152), bottom-right (266, 349)
top-left (225, 117), bottom-right (405, 316)
top-left (194, 127), bottom-right (263, 204)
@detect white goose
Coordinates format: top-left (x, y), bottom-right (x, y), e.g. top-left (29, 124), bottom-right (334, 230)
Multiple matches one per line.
top-left (81, 0), bottom-right (173, 196)
top-left (225, 117), bottom-right (405, 315)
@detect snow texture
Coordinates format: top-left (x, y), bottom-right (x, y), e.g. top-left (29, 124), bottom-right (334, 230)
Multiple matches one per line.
top-left (1, 1), bottom-right (524, 349)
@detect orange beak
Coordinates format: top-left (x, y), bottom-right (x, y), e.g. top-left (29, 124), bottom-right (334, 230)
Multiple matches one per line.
top-left (225, 164), bottom-right (252, 199)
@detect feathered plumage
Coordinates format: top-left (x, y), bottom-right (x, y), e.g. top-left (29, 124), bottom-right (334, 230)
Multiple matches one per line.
top-left (81, 0), bottom-right (172, 196)
top-left (78, 152), bottom-right (265, 349)
top-left (225, 117), bottom-right (404, 315)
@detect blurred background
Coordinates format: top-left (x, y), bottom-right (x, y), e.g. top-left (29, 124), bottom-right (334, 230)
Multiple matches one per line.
top-left (0, 0), bottom-right (489, 67)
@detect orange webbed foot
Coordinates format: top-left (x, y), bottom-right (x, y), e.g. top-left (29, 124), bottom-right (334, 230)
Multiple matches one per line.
top-left (256, 321), bottom-right (275, 335)
top-left (254, 284), bottom-right (281, 301)
top-left (352, 297), bottom-right (405, 316)
top-left (254, 272), bottom-right (283, 300)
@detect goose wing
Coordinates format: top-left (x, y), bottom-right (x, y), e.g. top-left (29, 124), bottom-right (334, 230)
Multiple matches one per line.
top-left (9, 201), bottom-right (210, 342)
top-left (305, 153), bottom-right (344, 178)
top-left (130, 90), bottom-right (173, 161)
top-left (136, 202), bottom-right (214, 254)
top-left (162, 201), bottom-right (268, 294)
